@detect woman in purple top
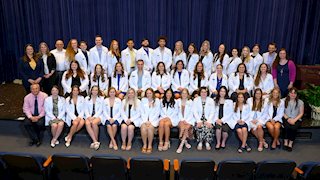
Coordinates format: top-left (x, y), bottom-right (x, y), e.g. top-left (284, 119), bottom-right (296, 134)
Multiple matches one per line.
top-left (272, 48), bottom-right (296, 97)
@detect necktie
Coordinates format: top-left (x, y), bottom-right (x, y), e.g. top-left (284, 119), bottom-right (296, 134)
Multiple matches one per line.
top-left (34, 96), bottom-right (39, 116)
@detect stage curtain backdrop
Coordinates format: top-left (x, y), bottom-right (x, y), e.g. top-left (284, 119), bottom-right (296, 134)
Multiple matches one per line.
top-left (0, 0), bottom-right (319, 82)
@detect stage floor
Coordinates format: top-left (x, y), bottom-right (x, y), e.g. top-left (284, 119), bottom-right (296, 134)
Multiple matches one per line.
top-left (0, 120), bottom-right (320, 165)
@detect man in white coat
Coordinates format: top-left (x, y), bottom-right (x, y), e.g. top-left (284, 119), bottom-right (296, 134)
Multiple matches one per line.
top-left (152, 36), bottom-right (172, 71)
top-left (136, 38), bottom-right (154, 72)
top-left (88, 35), bottom-right (108, 75)
top-left (121, 39), bottom-right (137, 75)
top-left (129, 60), bottom-right (151, 98)
top-left (75, 41), bottom-right (90, 75)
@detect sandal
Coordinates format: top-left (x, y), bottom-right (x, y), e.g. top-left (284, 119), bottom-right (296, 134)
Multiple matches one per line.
top-left (141, 147), bottom-right (147, 153)
top-left (158, 142), bottom-right (164, 151)
top-left (146, 148), bottom-right (152, 154)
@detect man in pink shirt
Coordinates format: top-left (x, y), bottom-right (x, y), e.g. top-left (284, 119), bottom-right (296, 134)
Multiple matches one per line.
top-left (23, 84), bottom-right (48, 146)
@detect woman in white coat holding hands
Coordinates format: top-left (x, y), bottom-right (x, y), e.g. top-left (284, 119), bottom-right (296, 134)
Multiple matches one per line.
top-left (120, 88), bottom-right (141, 151)
top-left (193, 87), bottom-right (215, 151)
top-left (186, 43), bottom-right (200, 73)
top-left (90, 64), bottom-right (108, 96)
top-left (228, 63), bottom-right (253, 101)
top-left (253, 63), bottom-right (274, 98)
top-left (44, 86), bottom-right (66, 148)
top-left (213, 86), bottom-right (233, 150)
top-left (111, 62), bottom-right (129, 100)
top-left (140, 88), bottom-right (161, 154)
top-left (171, 60), bottom-right (189, 99)
top-left (209, 64), bottom-right (228, 98)
top-left (64, 85), bottom-right (85, 147)
top-left (199, 40), bottom-right (213, 76)
top-left (176, 88), bottom-right (195, 153)
top-left (152, 62), bottom-right (171, 98)
top-left (189, 61), bottom-right (208, 97)
top-left (103, 87), bottom-right (122, 150)
top-left (265, 88), bottom-right (285, 150)
top-left (247, 88), bottom-right (269, 152)
top-left (158, 89), bottom-right (179, 151)
top-left (232, 93), bottom-right (252, 153)
top-left (85, 86), bottom-right (104, 150)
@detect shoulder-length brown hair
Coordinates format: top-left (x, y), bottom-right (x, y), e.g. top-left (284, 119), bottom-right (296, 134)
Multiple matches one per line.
top-left (285, 87), bottom-right (299, 108)
top-left (22, 44), bottom-right (39, 62)
top-left (109, 39), bottom-right (120, 57)
top-left (272, 48), bottom-right (289, 69)
top-left (37, 42), bottom-right (52, 57)
top-left (268, 88), bottom-right (281, 107)
top-left (65, 60), bottom-right (85, 79)
top-left (252, 88), bottom-right (264, 112)
top-left (193, 61), bottom-right (205, 80)
top-left (234, 92), bottom-right (247, 112)
top-left (113, 62), bottom-right (125, 78)
top-left (93, 64), bottom-right (106, 82)
top-left (254, 63), bottom-right (268, 87)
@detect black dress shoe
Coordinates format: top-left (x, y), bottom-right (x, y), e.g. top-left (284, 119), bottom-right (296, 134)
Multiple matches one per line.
top-left (28, 141), bottom-right (36, 146)
top-left (36, 141), bottom-right (42, 147)
top-left (287, 146), bottom-right (293, 152)
top-left (221, 146), bottom-right (225, 149)
top-left (215, 146), bottom-right (220, 150)
top-left (283, 145), bottom-right (288, 151)
top-left (270, 146), bottom-right (276, 150)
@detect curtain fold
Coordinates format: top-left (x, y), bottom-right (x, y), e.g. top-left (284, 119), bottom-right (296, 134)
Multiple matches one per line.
top-left (0, 0), bottom-right (319, 82)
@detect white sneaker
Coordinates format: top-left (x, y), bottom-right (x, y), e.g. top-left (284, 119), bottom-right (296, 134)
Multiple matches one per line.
top-left (197, 142), bottom-right (203, 150)
top-left (205, 142), bottom-right (211, 150)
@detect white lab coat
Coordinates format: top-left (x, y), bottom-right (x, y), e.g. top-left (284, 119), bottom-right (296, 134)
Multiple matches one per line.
top-left (65, 95), bottom-right (85, 126)
top-left (121, 47), bottom-right (138, 74)
top-left (264, 99), bottom-right (285, 123)
top-left (173, 51), bottom-right (187, 67)
top-left (75, 50), bottom-right (90, 74)
top-left (228, 103), bottom-right (251, 129)
top-left (243, 57), bottom-right (254, 76)
top-left (177, 99), bottom-right (195, 125)
top-left (186, 54), bottom-right (200, 73)
top-left (251, 53), bottom-right (263, 75)
top-left (171, 69), bottom-right (190, 92)
top-left (193, 97), bottom-right (215, 124)
top-left (129, 69), bottom-right (151, 91)
top-left (262, 52), bottom-right (277, 69)
top-left (61, 71), bottom-right (89, 94)
top-left (228, 73), bottom-right (254, 96)
top-left (188, 72), bottom-right (209, 94)
top-left (160, 99), bottom-right (179, 126)
top-left (213, 99), bottom-right (233, 125)
top-left (152, 47), bottom-right (173, 71)
top-left (226, 57), bottom-right (242, 76)
top-left (140, 98), bottom-right (161, 127)
top-left (247, 98), bottom-right (268, 130)
top-left (111, 71), bottom-right (129, 93)
top-left (200, 52), bottom-right (214, 76)
top-left (136, 47), bottom-right (154, 71)
top-left (212, 53), bottom-right (230, 73)
top-left (90, 73), bottom-right (108, 92)
top-left (253, 73), bottom-right (274, 95)
top-left (84, 96), bottom-right (104, 119)
top-left (208, 73), bottom-right (229, 94)
top-left (44, 96), bottom-right (66, 126)
top-left (121, 99), bottom-right (142, 127)
top-left (106, 51), bottom-right (120, 77)
top-left (88, 46), bottom-right (108, 74)
top-left (151, 72), bottom-right (172, 91)
top-left (102, 97), bottom-right (122, 125)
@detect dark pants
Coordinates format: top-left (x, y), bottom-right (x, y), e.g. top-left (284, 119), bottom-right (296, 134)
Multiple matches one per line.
top-left (230, 92), bottom-right (250, 102)
top-left (283, 117), bottom-right (301, 141)
top-left (43, 74), bottom-right (56, 95)
top-left (24, 117), bottom-right (45, 142)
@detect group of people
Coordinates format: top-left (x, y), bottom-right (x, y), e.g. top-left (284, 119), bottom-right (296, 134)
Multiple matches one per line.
top-left (21, 35), bottom-right (303, 154)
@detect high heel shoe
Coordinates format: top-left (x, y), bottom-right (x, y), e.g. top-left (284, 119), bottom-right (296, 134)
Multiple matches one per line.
top-left (158, 142), bottom-right (164, 151)
top-left (176, 140), bottom-right (185, 154)
top-left (163, 142), bottom-right (170, 151)
top-left (184, 141), bottom-right (191, 149)
top-left (258, 142), bottom-right (263, 152)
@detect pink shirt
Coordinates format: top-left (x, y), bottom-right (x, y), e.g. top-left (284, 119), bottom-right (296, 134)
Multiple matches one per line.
top-left (272, 60), bottom-right (296, 83)
top-left (23, 91), bottom-right (48, 118)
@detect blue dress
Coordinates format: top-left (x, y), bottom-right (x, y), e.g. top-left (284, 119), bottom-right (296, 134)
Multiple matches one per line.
top-left (277, 62), bottom-right (290, 97)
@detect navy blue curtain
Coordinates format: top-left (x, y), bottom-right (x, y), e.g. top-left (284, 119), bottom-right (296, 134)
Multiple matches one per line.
top-left (1, 0), bottom-right (320, 82)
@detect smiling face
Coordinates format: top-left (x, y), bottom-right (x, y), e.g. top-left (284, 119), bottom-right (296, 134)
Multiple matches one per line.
top-left (108, 88), bottom-right (116, 97)
top-left (146, 89), bottom-right (153, 99)
top-left (80, 42), bottom-right (87, 51)
top-left (95, 37), bottom-right (102, 46)
top-left (219, 44), bottom-right (225, 54)
top-left (260, 64), bottom-right (268, 74)
top-left (188, 45), bottom-right (195, 54)
top-left (40, 43), bottom-right (48, 54)
top-left (128, 89), bottom-right (135, 99)
top-left (238, 64), bottom-right (246, 73)
top-left (91, 86), bottom-right (99, 96)
top-left (116, 63), bottom-right (122, 72)
top-left (181, 89), bottom-right (188, 99)
top-left (268, 44), bottom-right (276, 53)
top-left (71, 62), bottom-right (78, 71)
top-left (31, 84), bottom-right (40, 96)
top-left (72, 87), bottom-right (79, 96)
top-left (25, 45), bottom-right (34, 56)
top-left (51, 87), bottom-right (59, 96)
top-left (176, 61), bottom-right (183, 70)
top-left (71, 39), bottom-right (78, 49)
top-left (158, 39), bottom-right (166, 47)
top-left (216, 64), bottom-right (223, 74)
top-left (165, 90), bottom-right (173, 100)
top-left (200, 88), bottom-right (207, 99)
top-left (279, 50), bottom-right (287, 59)
top-left (252, 45), bottom-right (260, 54)
top-left (242, 47), bottom-right (250, 57)
top-left (232, 49), bottom-right (238, 57)
top-left (272, 89), bottom-right (280, 99)
top-left (219, 88), bottom-right (226, 98)
top-left (254, 90), bottom-right (262, 100)
top-left (127, 40), bottom-right (134, 49)
top-left (137, 60), bottom-right (144, 70)
top-left (95, 65), bottom-right (102, 74)
top-left (158, 63), bottom-right (165, 72)
top-left (196, 62), bottom-right (203, 72)
top-left (237, 94), bottom-right (244, 103)
top-left (289, 89), bottom-right (297, 99)
top-left (55, 40), bottom-right (64, 50)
